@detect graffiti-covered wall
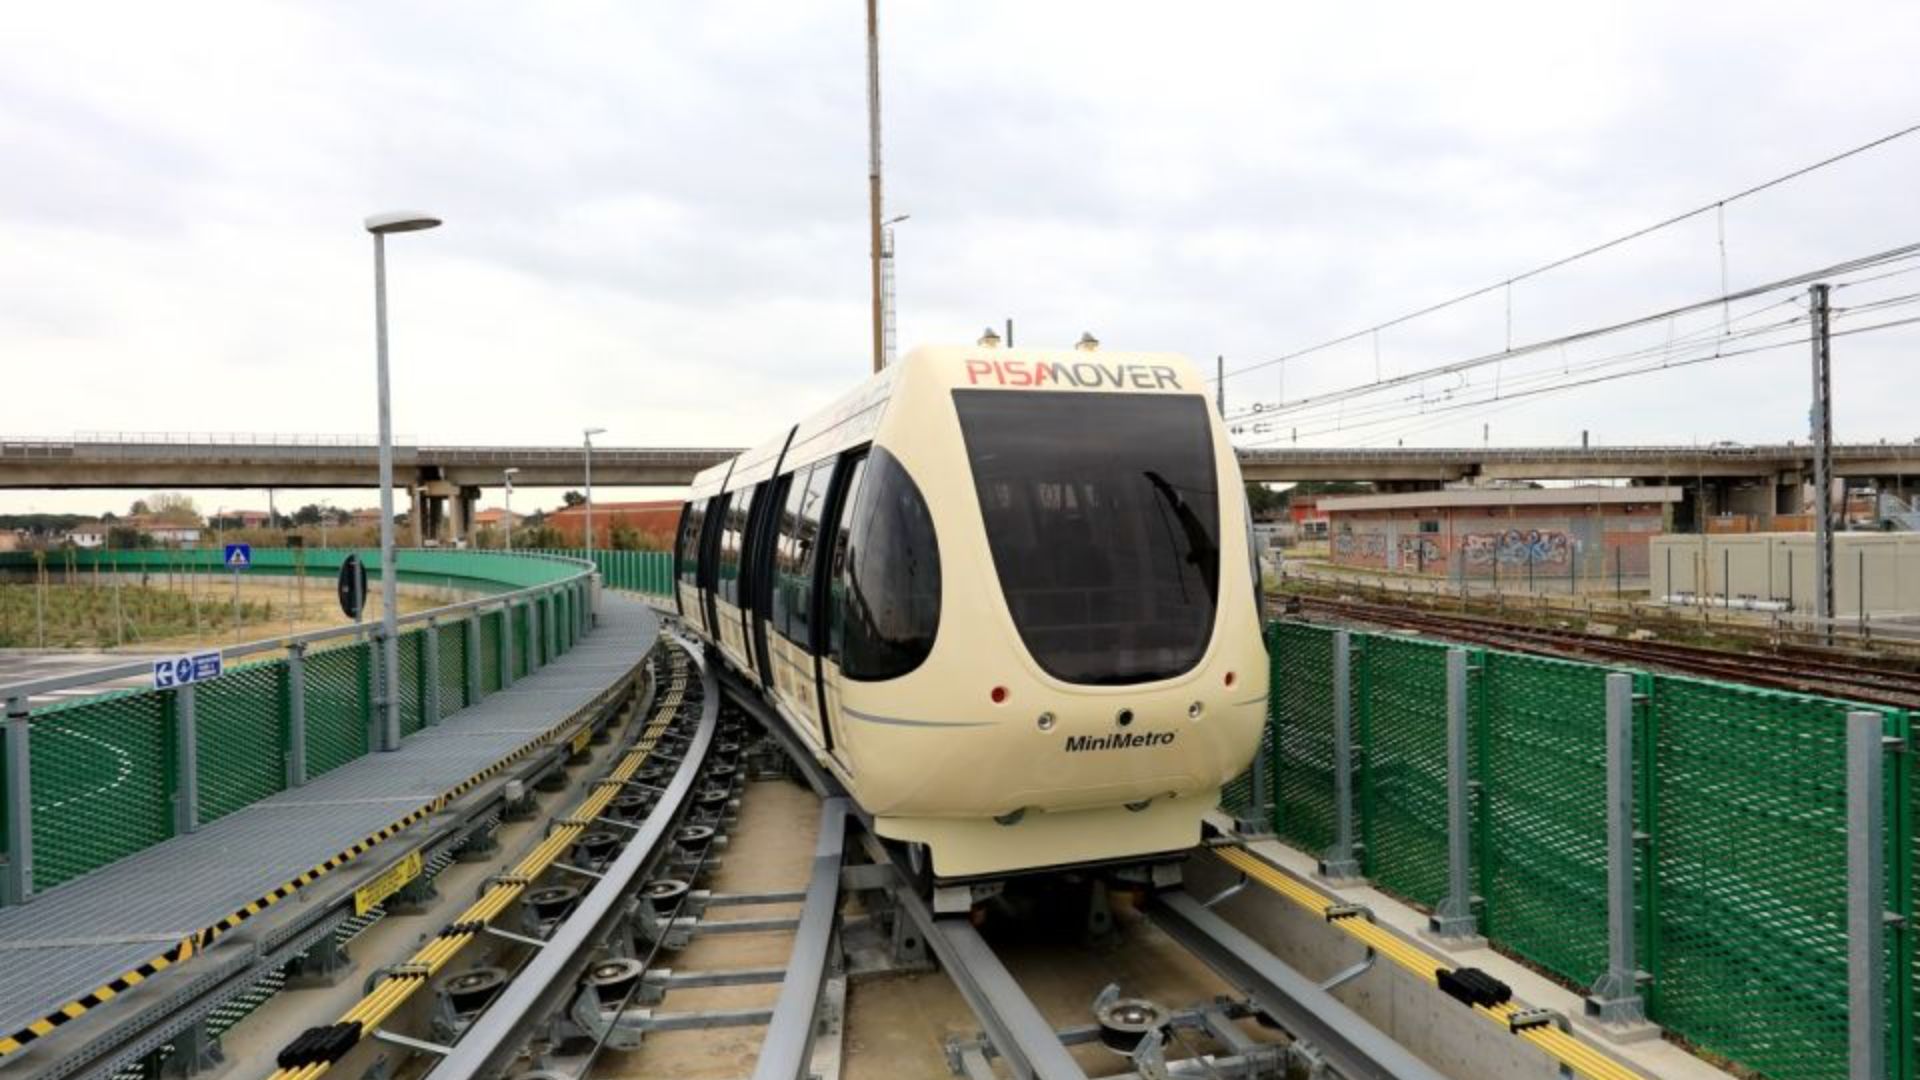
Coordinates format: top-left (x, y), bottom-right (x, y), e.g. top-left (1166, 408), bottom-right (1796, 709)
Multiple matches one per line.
top-left (1328, 501), bottom-right (1666, 578)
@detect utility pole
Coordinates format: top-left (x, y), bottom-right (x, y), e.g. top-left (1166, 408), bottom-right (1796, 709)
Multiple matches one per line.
top-left (866, 0), bottom-right (885, 374)
top-left (1811, 282), bottom-right (1835, 634)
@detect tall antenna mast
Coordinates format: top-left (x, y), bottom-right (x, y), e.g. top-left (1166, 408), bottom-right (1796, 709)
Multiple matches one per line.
top-left (866, 0), bottom-right (885, 373)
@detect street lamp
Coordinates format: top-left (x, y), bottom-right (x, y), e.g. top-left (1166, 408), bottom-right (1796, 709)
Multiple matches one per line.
top-left (583, 427), bottom-right (605, 564)
top-left (366, 209), bottom-right (442, 753)
top-left (502, 468), bottom-right (519, 553)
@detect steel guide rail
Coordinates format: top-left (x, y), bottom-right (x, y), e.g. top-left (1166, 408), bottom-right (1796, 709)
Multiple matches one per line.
top-left (424, 632), bottom-right (717, 1078)
top-left (1211, 845), bottom-right (1645, 1080)
top-left (0, 662), bottom-right (642, 1074)
top-left (264, 643), bottom-right (696, 1080)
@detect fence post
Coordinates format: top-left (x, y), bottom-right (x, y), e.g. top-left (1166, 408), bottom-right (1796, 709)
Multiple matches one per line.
top-left (1846, 710), bottom-right (1888, 1080)
top-left (424, 620), bottom-right (441, 725)
top-left (174, 684), bottom-right (199, 835)
top-left (367, 634), bottom-right (386, 751)
top-left (1585, 672), bottom-right (1652, 1033)
top-left (465, 614), bottom-right (482, 703)
top-left (3, 696), bottom-right (32, 905)
top-left (1427, 648), bottom-right (1481, 943)
top-left (500, 604), bottom-right (516, 688)
top-left (578, 580), bottom-right (589, 635)
top-left (286, 644), bottom-right (308, 788)
top-left (1319, 630), bottom-right (1363, 883)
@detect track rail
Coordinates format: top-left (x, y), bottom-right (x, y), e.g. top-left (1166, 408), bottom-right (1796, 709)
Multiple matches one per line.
top-left (265, 640), bottom-right (698, 1080)
top-left (1293, 593), bottom-right (1920, 707)
top-left (426, 632), bottom-right (717, 1078)
top-left (718, 665), bottom-right (1454, 1080)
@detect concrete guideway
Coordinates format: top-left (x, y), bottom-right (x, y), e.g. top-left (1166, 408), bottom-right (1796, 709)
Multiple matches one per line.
top-left (0, 596), bottom-right (661, 1075)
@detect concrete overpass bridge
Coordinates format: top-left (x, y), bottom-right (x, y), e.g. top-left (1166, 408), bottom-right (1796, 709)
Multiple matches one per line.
top-left (11, 434), bottom-right (1920, 538)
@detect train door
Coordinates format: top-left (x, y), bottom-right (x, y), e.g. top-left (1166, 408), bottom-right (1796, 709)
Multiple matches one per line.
top-left (731, 481), bottom-right (768, 682)
top-left (814, 449), bottom-right (869, 771)
top-left (698, 493), bottom-right (728, 639)
top-left (673, 502), bottom-right (701, 620)
top-left (749, 473), bottom-right (791, 692)
top-left (768, 462), bottom-right (832, 748)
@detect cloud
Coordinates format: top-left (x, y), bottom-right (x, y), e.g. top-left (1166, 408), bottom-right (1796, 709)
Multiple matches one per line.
top-left (3, 1), bottom-right (1920, 514)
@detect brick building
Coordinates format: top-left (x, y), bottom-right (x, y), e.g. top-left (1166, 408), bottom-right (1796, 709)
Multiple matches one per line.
top-left (544, 500), bottom-right (680, 549)
top-left (1322, 486), bottom-right (1682, 579)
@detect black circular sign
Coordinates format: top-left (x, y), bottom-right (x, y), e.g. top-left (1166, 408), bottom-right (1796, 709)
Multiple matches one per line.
top-left (337, 554), bottom-right (368, 620)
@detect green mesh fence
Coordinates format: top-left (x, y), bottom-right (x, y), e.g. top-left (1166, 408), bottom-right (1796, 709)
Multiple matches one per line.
top-left (1647, 675), bottom-right (1873, 1080)
top-left (29, 691), bottom-right (173, 889)
top-left (480, 610), bottom-right (503, 692)
top-left (1357, 634), bottom-right (1459, 910)
top-left (305, 642), bottom-right (370, 776)
top-left (1476, 651), bottom-right (1615, 986)
top-left (437, 624), bottom-right (467, 718)
top-left (522, 549), bottom-right (671, 594)
top-left (195, 659), bottom-right (287, 823)
top-left (0, 552), bottom-right (591, 904)
top-left (397, 630), bottom-right (427, 738)
top-left (1262, 617), bottom-right (1920, 1080)
top-left (1269, 621), bottom-right (1337, 852)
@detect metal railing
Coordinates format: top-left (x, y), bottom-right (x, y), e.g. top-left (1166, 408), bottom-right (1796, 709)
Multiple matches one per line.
top-left (0, 550), bottom-right (601, 905)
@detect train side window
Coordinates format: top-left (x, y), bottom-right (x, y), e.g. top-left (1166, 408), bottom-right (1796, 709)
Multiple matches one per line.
top-left (771, 466), bottom-right (813, 640)
top-left (677, 502), bottom-right (704, 584)
top-left (754, 473), bottom-right (792, 619)
top-left (840, 447), bottom-right (941, 681)
top-left (788, 464), bottom-right (834, 651)
top-left (698, 493), bottom-right (729, 591)
top-left (738, 481), bottom-right (769, 608)
top-left (824, 453), bottom-right (870, 664)
top-left (719, 487), bottom-right (753, 605)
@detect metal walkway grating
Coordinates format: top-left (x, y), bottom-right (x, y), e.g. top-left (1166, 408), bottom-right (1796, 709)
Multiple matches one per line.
top-left (0, 597), bottom-right (659, 1038)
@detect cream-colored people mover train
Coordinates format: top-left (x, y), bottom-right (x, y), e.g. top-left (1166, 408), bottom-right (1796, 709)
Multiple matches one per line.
top-left (675, 343), bottom-right (1268, 879)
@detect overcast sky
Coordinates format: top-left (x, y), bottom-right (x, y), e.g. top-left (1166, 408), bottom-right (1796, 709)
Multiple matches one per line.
top-left (5, 2), bottom-right (1920, 516)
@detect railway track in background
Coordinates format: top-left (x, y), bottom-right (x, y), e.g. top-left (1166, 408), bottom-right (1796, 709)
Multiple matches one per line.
top-left (1290, 593), bottom-right (1920, 708)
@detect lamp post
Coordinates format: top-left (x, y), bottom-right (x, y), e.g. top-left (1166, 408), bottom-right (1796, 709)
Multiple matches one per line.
top-left (583, 427), bottom-right (605, 563)
top-left (365, 210), bottom-right (442, 752)
top-left (502, 468), bottom-right (519, 553)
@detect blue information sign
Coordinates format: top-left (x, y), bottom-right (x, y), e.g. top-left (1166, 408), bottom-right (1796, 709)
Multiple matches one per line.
top-left (224, 543), bottom-right (252, 569)
top-left (153, 650), bottom-right (224, 690)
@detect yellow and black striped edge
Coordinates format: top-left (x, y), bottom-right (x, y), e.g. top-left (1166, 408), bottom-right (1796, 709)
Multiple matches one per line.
top-left (1212, 845), bottom-right (1645, 1080)
top-left (0, 665), bottom-right (645, 1061)
top-left (268, 654), bottom-right (690, 1080)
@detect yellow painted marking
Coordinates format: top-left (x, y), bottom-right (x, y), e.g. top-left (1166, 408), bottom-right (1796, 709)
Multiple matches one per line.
top-left (354, 849), bottom-right (426, 916)
top-left (1214, 846), bottom-right (1644, 1080)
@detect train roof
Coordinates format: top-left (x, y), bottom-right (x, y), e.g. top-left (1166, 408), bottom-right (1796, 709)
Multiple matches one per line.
top-left (683, 344), bottom-right (1202, 499)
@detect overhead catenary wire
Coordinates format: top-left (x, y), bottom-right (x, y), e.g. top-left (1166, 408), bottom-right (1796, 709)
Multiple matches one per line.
top-left (1238, 295), bottom-right (1920, 448)
top-left (1211, 120), bottom-right (1920, 387)
top-left (1226, 240), bottom-right (1920, 431)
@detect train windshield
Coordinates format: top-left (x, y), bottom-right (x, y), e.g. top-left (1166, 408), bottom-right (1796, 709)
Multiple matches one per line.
top-left (954, 389), bottom-right (1220, 685)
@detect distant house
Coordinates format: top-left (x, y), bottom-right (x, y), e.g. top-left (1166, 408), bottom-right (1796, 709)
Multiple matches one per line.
top-left (67, 523), bottom-right (106, 548)
top-left (221, 510), bottom-right (271, 529)
top-left (544, 500), bottom-right (680, 548)
top-left (127, 515), bottom-right (202, 546)
top-left (0, 531), bottom-right (22, 553)
top-left (348, 508), bottom-right (384, 528)
top-left (473, 508), bottom-right (521, 530)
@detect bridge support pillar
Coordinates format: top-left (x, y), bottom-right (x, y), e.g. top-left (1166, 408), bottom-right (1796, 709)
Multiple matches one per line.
top-left (450, 485), bottom-right (481, 547)
top-left (408, 485), bottom-right (425, 547)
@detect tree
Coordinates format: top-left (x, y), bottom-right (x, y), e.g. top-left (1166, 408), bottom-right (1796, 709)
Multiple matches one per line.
top-left (609, 522), bottom-right (643, 551)
top-left (293, 504), bottom-right (325, 526)
top-left (129, 499), bottom-right (151, 517)
top-left (561, 491), bottom-right (585, 507)
top-left (107, 524), bottom-right (152, 550)
top-left (149, 492), bottom-right (201, 524)
top-left (1246, 483), bottom-right (1285, 517)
